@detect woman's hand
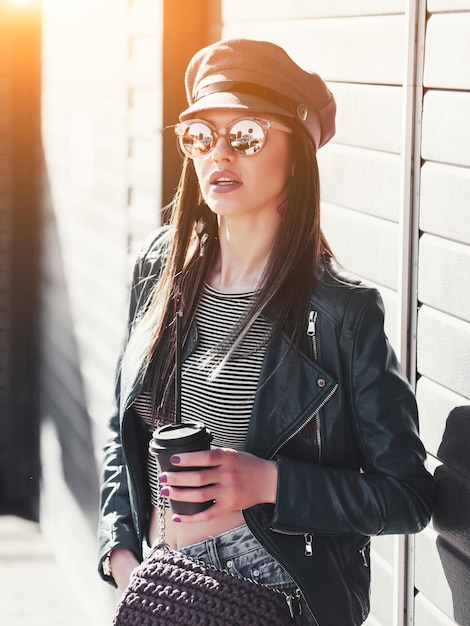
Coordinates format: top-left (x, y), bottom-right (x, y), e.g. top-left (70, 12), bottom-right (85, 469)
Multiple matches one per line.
top-left (158, 448), bottom-right (278, 523)
top-left (109, 548), bottom-right (140, 593)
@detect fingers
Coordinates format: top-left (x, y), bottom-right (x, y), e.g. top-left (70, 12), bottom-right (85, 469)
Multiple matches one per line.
top-left (159, 467), bottom-right (217, 488)
top-left (168, 447), bottom-right (225, 468)
top-left (157, 448), bottom-right (231, 488)
top-left (171, 500), bottom-right (224, 525)
top-left (160, 483), bottom-right (216, 504)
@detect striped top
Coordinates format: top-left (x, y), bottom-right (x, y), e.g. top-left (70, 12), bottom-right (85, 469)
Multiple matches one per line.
top-left (132, 283), bottom-right (272, 506)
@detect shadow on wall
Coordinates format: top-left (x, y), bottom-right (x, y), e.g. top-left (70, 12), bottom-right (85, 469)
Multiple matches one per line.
top-left (434, 406), bottom-right (470, 625)
top-left (38, 152), bottom-right (99, 520)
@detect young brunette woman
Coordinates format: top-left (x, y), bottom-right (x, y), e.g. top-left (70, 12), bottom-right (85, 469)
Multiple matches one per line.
top-left (98, 38), bottom-right (434, 625)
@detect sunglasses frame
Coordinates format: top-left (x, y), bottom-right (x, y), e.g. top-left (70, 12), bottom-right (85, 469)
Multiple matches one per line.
top-left (174, 116), bottom-right (293, 159)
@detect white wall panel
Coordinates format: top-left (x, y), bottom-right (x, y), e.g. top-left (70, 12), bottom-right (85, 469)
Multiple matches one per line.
top-left (129, 90), bottom-right (160, 137)
top-left (366, 552), bottom-right (395, 626)
top-left (222, 0), bottom-right (405, 20)
top-left (129, 138), bottom-right (160, 192)
top-left (318, 145), bottom-right (401, 221)
top-left (223, 15), bottom-right (405, 85)
top-left (130, 0), bottom-right (161, 33)
top-left (129, 37), bottom-right (160, 88)
top-left (331, 83), bottom-right (402, 153)
top-left (424, 13), bottom-right (470, 89)
top-left (418, 235), bottom-right (470, 321)
top-left (129, 188), bottom-right (161, 257)
top-left (428, 0), bottom-right (470, 11)
top-left (415, 594), bottom-right (459, 626)
top-left (322, 203), bottom-right (399, 290)
top-left (417, 306), bottom-right (470, 399)
top-left (414, 526), bottom-right (470, 624)
top-left (417, 377), bottom-right (469, 457)
top-left (422, 91), bottom-right (470, 167)
top-left (420, 163), bottom-right (470, 245)
top-left (128, 0), bottom-right (163, 255)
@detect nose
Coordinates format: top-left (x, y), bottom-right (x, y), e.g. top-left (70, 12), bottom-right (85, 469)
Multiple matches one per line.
top-left (210, 132), bottom-right (233, 161)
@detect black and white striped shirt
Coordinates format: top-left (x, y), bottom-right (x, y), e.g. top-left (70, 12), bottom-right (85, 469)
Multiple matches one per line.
top-left (133, 284), bottom-right (272, 506)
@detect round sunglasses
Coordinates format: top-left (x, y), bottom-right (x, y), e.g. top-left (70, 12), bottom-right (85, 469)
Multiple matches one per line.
top-left (174, 117), bottom-right (292, 159)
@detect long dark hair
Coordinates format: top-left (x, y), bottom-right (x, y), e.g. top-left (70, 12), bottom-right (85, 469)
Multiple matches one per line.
top-left (143, 118), bottom-right (333, 422)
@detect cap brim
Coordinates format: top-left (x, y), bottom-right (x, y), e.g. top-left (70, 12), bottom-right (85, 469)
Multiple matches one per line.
top-left (179, 91), bottom-right (294, 122)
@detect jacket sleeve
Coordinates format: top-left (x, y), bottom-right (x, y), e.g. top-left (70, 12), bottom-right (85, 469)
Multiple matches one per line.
top-left (269, 289), bottom-right (434, 537)
top-left (97, 227), bottom-right (170, 585)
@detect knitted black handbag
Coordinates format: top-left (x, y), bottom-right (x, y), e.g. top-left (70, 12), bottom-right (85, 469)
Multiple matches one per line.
top-left (112, 545), bottom-right (309, 626)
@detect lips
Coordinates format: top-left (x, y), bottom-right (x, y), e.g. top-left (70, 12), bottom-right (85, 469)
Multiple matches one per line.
top-left (213, 178), bottom-right (237, 186)
top-left (209, 170), bottom-right (241, 187)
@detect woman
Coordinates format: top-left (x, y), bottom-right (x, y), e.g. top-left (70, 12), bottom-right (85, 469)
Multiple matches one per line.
top-left (98, 38), bottom-right (434, 625)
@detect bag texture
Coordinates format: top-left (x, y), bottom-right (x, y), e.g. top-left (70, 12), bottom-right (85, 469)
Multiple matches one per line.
top-left (113, 546), bottom-right (309, 625)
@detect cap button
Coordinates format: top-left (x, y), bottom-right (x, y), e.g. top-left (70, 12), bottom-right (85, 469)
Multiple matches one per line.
top-left (297, 103), bottom-right (308, 121)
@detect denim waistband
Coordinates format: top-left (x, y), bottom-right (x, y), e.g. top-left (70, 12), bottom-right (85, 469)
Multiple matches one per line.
top-left (177, 524), bottom-right (296, 591)
top-left (177, 524), bottom-right (259, 565)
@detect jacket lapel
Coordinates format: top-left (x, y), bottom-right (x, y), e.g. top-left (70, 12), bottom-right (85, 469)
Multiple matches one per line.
top-left (245, 332), bottom-right (337, 459)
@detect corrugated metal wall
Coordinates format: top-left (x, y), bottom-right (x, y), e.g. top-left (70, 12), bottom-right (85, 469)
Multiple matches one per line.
top-left (414, 1), bottom-right (470, 624)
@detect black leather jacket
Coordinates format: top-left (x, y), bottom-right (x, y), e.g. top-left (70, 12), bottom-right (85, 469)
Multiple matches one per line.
top-left (98, 227), bottom-right (434, 626)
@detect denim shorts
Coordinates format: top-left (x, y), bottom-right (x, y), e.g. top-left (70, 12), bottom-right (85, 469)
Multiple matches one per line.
top-left (177, 524), bottom-right (297, 593)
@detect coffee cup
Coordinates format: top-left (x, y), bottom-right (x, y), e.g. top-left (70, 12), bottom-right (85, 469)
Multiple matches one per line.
top-left (149, 422), bottom-right (213, 515)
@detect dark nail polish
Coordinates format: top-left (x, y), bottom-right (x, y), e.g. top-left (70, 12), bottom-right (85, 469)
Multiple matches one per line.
top-left (160, 487), bottom-right (170, 497)
top-left (170, 455), bottom-right (181, 465)
top-left (158, 474), bottom-right (167, 483)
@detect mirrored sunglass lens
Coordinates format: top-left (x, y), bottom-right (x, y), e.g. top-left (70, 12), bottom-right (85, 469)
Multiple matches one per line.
top-left (180, 122), bottom-right (214, 156)
top-left (229, 119), bottom-right (265, 155)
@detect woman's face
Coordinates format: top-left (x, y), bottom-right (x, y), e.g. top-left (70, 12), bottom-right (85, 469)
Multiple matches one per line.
top-left (192, 110), bottom-right (293, 223)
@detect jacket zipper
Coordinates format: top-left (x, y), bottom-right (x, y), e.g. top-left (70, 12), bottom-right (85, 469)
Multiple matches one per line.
top-left (270, 311), bottom-right (338, 555)
top-left (307, 310), bottom-right (323, 463)
top-left (268, 383), bottom-right (337, 538)
top-left (307, 311), bottom-right (318, 359)
top-left (333, 537), bottom-right (369, 621)
top-left (266, 381), bottom-right (336, 623)
top-left (269, 309), bottom-right (338, 563)
top-left (359, 546), bottom-right (369, 568)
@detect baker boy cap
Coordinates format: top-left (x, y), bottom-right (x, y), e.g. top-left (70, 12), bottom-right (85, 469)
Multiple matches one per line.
top-left (180, 38), bottom-right (336, 150)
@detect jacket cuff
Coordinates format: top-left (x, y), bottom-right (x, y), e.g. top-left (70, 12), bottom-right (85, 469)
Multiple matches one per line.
top-left (98, 551), bottom-right (117, 587)
top-left (269, 455), bottom-right (320, 534)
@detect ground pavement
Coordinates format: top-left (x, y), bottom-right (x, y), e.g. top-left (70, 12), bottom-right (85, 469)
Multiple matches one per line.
top-left (0, 515), bottom-right (92, 626)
